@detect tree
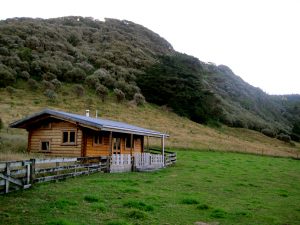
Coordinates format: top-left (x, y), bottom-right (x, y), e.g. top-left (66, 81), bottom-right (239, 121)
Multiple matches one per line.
top-left (0, 64), bottom-right (16, 87)
top-left (133, 93), bottom-right (145, 106)
top-left (96, 84), bottom-right (108, 102)
top-left (64, 68), bottom-right (86, 83)
top-left (114, 88), bottom-right (125, 102)
top-left (137, 54), bottom-right (223, 123)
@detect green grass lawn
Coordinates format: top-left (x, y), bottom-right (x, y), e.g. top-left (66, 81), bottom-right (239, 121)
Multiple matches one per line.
top-left (1, 150), bottom-right (300, 225)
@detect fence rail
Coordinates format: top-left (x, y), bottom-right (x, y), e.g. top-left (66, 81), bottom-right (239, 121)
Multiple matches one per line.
top-left (0, 156), bottom-right (109, 194)
top-left (0, 151), bottom-right (176, 194)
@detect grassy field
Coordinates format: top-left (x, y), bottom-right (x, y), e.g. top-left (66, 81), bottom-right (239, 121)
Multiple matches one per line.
top-left (1, 150), bottom-right (300, 225)
top-left (0, 85), bottom-right (299, 161)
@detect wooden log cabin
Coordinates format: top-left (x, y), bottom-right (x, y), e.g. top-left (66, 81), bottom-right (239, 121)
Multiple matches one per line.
top-left (10, 109), bottom-right (168, 158)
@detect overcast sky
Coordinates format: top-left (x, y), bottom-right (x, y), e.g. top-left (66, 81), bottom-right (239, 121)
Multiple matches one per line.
top-left (1, 0), bottom-right (299, 95)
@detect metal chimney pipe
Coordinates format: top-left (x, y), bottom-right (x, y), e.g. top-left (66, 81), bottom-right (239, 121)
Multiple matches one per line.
top-left (85, 109), bottom-right (90, 117)
top-left (95, 110), bottom-right (98, 118)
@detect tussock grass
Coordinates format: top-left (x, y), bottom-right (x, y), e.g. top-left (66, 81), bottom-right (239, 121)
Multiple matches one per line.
top-left (0, 85), bottom-right (299, 161)
top-left (181, 198), bottom-right (199, 205)
top-left (84, 195), bottom-right (99, 203)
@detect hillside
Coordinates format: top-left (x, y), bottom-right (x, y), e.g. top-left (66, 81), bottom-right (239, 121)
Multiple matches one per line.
top-left (0, 85), bottom-right (299, 161)
top-left (0, 16), bottom-right (300, 140)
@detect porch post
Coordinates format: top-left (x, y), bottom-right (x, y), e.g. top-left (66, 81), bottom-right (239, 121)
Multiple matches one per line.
top-left (161, 134), bottom-right (165, 166)
top-left (130, 134), bottom-right (133, 156)
top-left (147, 136), bottom-right (149, 152)
top-left (109, 131), bottom-right (113, 155)
top-left (130, 133), bottom-right (134, 171)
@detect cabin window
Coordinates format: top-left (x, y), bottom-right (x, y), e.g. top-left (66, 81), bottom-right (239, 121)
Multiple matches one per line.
top-left (62, 130), bottom-right (76, 145)
top-left (113, 138), bottom-right (121, 154)
top-left (125, 136), bottom-right (134, 149)
top-left (41, 141), bottom-right (50, 151)
top-left (94, 133), bottom-right (103, 145)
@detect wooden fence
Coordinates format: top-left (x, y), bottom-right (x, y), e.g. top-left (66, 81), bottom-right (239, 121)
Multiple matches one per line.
top-left (0, 156), bottom-right (109, 194)
top-left (0, 151), bottom-right (177, 194)
top-left (134, 153), bottom-right (164, 171)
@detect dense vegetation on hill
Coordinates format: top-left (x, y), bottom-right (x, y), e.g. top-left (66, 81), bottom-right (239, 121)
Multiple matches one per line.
top-left (0, 16), bottom-right (299, 141)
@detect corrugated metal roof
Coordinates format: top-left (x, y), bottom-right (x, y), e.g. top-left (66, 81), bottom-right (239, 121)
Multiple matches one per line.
top-left (10, 109), bottom-right (168, 138)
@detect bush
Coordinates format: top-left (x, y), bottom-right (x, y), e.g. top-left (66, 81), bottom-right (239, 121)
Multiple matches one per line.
top-left (64, 68), bottom-right (86, 83)
top-left (114, 88), bottom-right (125, 102)
top-left (51, 79), bottom-right (62, 90)
top-left (73, 84), bottom-right (85, 97)
top-left (44, 89), bottom-right (57, 100)
top-left (133, 93), bottom-right (145, 106)
top-left (75, 61), bottom-right (94, 74)
top-left (41, 80), bottom-right (55, 91)
top-left (27, 78), bottom-right (39, 90)
top-left (261, 128), bottom-right (276, 138)
top-left (0, 65), bottom-right (16, 87)
top-left (277, 133), bottom-right (291, 143)
top-left (42, 72), bottom-right (56, 81)
top-left (291, 133), bottom-right (300, 142)
top-left (6, 86), bottom-right (16, 94)
top-left (19, 71), bottom-right (30, 80)
top-left (85, 75), bottom-right (99, 89)
top-left (96, 84), bottom-right (108, 102)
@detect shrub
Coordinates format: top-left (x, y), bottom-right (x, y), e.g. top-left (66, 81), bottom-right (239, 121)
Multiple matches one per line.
top-left (6, 86), bottom-right (16, 94)
top-left (44, 89), bottom-right (57, 100)
top-left (41, 80), bottom-right (55, 91)
top-left (277, 133), bottom-right (291, 143)
top-left (0, 46), bottom-right (9, 56)
top-left (51, 79), bottom-right (62, 90)
top-left (85, 74), bottom-right (99, 89)
top-left (64, 68), bottom-right (86, 83)
top-left (133, 93), bottom-right (145, 106)
top-left (72, 84), bottom-right (85, 97)
top-left (291, 133), bottom-right (300, 142)
top-left (96, 84), bottom-right (108, 102)
top-left (19, 71), bottom-right (30, 80)
top-left (0, 65), bottom-right (16, 87)
top-left (27, 78), bottom-right (39, 90)
top-left (25, 36), bottom-right (40, 49)
top-left (42, 72), bottom-right (56, 81)
top-left (76, 61), bottom-right (94, 74)
top-left (261, 128), bottom-right (276, 138)
top-left (114, 88), bottom-right (125, 102)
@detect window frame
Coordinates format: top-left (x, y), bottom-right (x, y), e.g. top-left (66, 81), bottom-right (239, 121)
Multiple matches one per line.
top-left (93, 133), bottom-right (103, 146)
top-left (61, 130), bottom-right (77, 145)
top-left (40, 139), bottom-right (51, 152)
top-left (125, 136), bottom-right (134, 149)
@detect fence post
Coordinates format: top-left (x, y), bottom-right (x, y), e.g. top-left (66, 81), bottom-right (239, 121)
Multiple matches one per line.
top-left (23, 161), bottom-right (31, 188)
top-left (30, 159), bottom-right (36, 184)
top-left (5, 162), bottom-right (11, 193)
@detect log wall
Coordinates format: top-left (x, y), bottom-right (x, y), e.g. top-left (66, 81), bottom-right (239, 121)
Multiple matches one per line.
top-left (85, 132), bottom-right (144, 156)
top-left (29, 121), bottom-right (82, 157)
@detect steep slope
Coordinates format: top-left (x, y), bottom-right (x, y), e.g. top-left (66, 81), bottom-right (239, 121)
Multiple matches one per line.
top-left (0, 16), bottom-right (299, 139)
top-left (0, 86), bottom-right (299, 161)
